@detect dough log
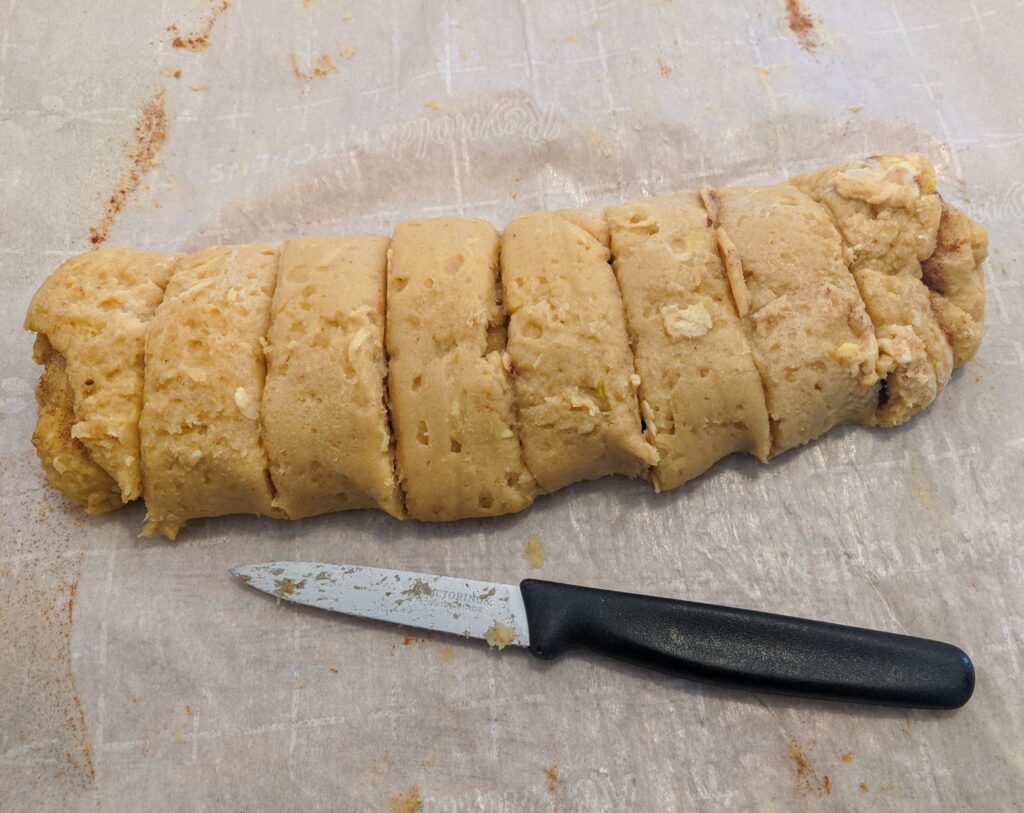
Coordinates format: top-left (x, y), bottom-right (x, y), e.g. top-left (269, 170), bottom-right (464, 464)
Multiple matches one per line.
top-left (24, 154), bottom-right (987, 537)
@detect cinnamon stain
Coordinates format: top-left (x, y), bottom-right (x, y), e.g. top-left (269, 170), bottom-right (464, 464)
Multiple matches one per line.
top-left (787, 739), bottom-right (828, 798)
top-left (841, 751), bottom-right (854, 762)
top-left (784, 0), bottom-right (822, 52)
top-left (169, 0), bottom-right (230, 51)
top-left (88, 89), bottom-right (168, 245)
top-left (544, 765), bottom-right (560, 797)
top-left (0, 509), bottom-right (95, 803)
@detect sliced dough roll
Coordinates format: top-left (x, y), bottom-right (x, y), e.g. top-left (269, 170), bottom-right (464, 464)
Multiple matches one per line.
top-left (501, 209), bottom-right (657, 493)
top-left (262, 236), bottom-right (402, 519)
top-left (790, 153), bottom-right (961, 425)
top-left (607, 193), bottom-right (770, 491)
top-left (714, 184), bottom-right (880, 454)
top-left (387, 217), bottom-right (536, 520)
top-left (141, 244), bottom-right (282, 538)
top-left (24, 247), bottom-right (180, 511)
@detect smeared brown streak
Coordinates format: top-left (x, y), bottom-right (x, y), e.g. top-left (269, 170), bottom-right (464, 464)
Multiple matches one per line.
top-left (785, 0), bottom-right (822, 52)
top-left (88, 89), bottom-right (168, 246)
top-left (64, 578), bottom-right (95, 784)
top-left (0, 501), bottom-right (95, 803)
top-left (169, 0), bottom-right (230, 51)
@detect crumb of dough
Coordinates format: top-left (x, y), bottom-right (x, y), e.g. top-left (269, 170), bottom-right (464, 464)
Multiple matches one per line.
top-left (293, 676), bottom-right (303, 689)
top-left (523, 534), bottom-right (545, 569)
top-left (338, 44), bottom-right (356, 59)
top-left (848, 104), bottom-right (862, 112)
top-left (329, 666), bottom-right (339, 673)
top-left (484, 621), bottom-right (516, 650)
top-left (184, 705), bottom-right (193, 715)
top-left (341, 11), bottom-right (352, 21)
top-left (273, 577), bottom-right (305, 600)
top-left (311, 54), bottom-right (336, 76)
top-left (424, 100), bottom-right (441, 110)
top-left (564, 33), bottom-right (578, 42)
top-left (841, 751), bottom-right (854, 762)
top-left (162, 66), bottom-right (182, 79)
top-left (389, 785), bottom-right (423, 813)
top-left (657, 58), bottom-right (672, 76)
top-left (661, 302), bottom-right (712, 339)
top-left (190, 82), bottom-right (208, 91)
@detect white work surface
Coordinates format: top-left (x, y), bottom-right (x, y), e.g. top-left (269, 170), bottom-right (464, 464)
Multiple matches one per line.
top-left (1, 1), bottom-right (1022, 810)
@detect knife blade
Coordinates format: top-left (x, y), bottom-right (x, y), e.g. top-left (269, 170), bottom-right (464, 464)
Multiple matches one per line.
top-left (231, 562), bottom-right (975, 709)
top-left (230, 561), bottom-right (530, 647)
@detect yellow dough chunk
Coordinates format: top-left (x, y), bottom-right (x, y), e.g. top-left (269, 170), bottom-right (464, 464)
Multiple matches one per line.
top-left (387, 218), bottom-right (536, 520)
top-left (262, 236), bottom-right (403, 519)
top-left (501, 209), bottom-right (657, 493)
top-left (923, 200), bottom-right (988, 366)
top-left (607, 193), bottom-right (770, 490)
top-left (140, 244), bottom-right (282, 538)
top-left (29, 336), bottom-right (123, 513)
top-left (715, 184), bottom-right (879, 454)
top-left (24, 247), bottom-right (180, 509)
top-left (790, 153), bottom-right (985, 425)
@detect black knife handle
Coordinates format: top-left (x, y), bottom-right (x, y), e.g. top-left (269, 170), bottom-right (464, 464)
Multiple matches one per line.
top-left (519, 580), bottom-right (974, 709)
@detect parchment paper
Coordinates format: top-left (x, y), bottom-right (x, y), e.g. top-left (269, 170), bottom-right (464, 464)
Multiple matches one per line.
top-left (2, 1), bottom-right (1022, 810)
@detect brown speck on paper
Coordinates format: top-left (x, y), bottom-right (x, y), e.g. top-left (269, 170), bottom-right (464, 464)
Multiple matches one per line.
top-left (784, 0), bottom-right (822, 52)
top-left (544, 765), bottom-right (560, 796)
top-left (170, 0), bottom-right (230, 51)
top-left (657, 58), bottom-right (672, 77)
top-left (841, 751), bottom-right (854, 762)
top-left (402, 633), bottom-right (424, 646)
top-left (89, 89), bottom-right (167, 245)
top-left (860, 781), bottom-right (869, 792)
top-left (161, 65), bottom-right (182, 79)
top-left (388, 784), bottom-right (423, 813)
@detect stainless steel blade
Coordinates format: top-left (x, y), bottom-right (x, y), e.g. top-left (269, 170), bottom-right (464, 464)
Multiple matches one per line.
top-left (230, 562), bottom-right (530, 647)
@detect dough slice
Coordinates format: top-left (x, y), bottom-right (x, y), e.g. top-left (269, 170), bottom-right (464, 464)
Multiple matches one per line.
top-left (262, 236), bottom-right (403, 519)
top-left (501, 209), bottom-right (657, 493)
top-left (790, 153), bottom-right (944, 422)
top-left (387, 217), bottom-right (536, 520)
top-left (715, 184), bottom-right (880, 454)
top-left (922, 200), bottom-right (987, 366)
top-left (607, 193), bottom-right (770, 490)
top-left (141, 244), bottom-right (282, 538)
top-left (24, 247), bottom-right (180, 509)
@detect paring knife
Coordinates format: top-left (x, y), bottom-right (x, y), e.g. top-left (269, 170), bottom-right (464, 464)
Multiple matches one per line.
top-left (230, 562), bottom-right (975, 709)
